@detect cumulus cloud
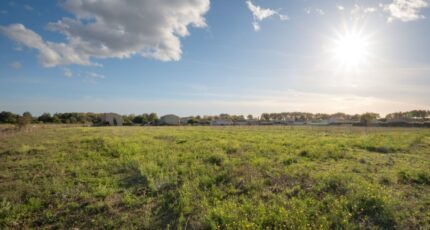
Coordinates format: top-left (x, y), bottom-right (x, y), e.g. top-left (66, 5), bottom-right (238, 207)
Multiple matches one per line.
top-left (337, 5), bottom-right (345, 11)
top-left (9, 61), bottom-right (22, 69)
top-left (384, 0), bottom-right (429, 22)
top-left (0, 24), bottom-right (82, 67)
top-left (246, 0), bottom-right (288, 31)
top-left (0, 0), bottom-right (210, 67)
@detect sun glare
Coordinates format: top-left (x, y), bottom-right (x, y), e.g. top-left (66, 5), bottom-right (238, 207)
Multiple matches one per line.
top-left (330, 28), bottom-right (372, 71)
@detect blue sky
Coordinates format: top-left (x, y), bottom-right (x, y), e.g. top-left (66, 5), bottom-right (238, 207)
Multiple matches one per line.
top-left (1, 0), bottom-right (429, 116)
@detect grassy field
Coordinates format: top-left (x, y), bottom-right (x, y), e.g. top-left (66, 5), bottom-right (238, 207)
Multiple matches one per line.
top-left (0, 126), bottom-right (429, 229)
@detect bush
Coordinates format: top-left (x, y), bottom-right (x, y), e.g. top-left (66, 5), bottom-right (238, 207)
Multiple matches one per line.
top-left (206, 154), bottom-right (226, 166)
top-left (321, 176), bottom-right (349, 195)
top-left (282, 158), bottom-right (297, 166)
top-left (398, 170), bottom-right (430, 185)
top-left (349, 196), bottom-right (396, 228)
top-left (16, 115), bottom-right (32, 129)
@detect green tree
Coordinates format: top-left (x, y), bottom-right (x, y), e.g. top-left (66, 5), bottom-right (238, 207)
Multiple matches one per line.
top-left (17, 112), bottom-right (33, 129)
top-left (148, 113), bottom-right (158, 123)
top-left (360, 113), bottom-right (380, 126)
top-left (38, 113), bottom-right (53, 123)
top-left (0, 111), bottom-right (18, 123)
top-left (261, 113), bottom-right (270, 121)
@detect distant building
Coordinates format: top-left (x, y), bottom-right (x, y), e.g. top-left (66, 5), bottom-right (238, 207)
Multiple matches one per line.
top-left (293, 120), bottom-right (306, 125)
top-left (247, 119), bottom-right (260, 125)
top-left (328, 117), bottom-right (358, 125)
top-left (387, 118), bottom-right (413, 124)
top-left (211, 119), bottom-right (233, 126)
top-left (233, 120), bottom-right (248, 126)
top-left (101, 113), bottom-right (123, 126)
top-left (159, 114), bottom-right (180, 125)
top-left (259, 121), bottom-right (274, 126)
top-left (308, 120), bottom-right (330, 126)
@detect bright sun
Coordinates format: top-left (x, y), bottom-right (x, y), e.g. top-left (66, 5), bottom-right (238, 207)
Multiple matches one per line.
top-left (330, 29), bottom-right (371, 71)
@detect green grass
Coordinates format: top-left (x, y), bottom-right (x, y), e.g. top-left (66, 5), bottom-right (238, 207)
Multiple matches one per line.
top-left (0, 126), bottom-right (429, 229)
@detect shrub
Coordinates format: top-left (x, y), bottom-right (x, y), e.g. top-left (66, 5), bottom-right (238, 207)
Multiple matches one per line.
top-left (365, 146), bottom-right (392, 154)
top-left (299, 150), bottom-right (309, 157)
top-left (16, 115), bottom-right (32, 129)
top-left (379, 176), bottom-right (392, 186)
top-left (321, 176), bottom-right (349, 195)
top-left (282, 158), bottom-right (297, 166)
top-left (349, 196), bottom-right (396, 228)
top-left (206, 154), bottom-right (226, 166)
top-left (398, 170), bottom-right (430, 185)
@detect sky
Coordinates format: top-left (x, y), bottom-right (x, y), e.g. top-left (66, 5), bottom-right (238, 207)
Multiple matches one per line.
top-left (0, 0), bottom-right (429, 116)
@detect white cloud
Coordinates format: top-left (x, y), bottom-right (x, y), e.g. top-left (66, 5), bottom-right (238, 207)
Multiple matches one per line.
top-left (64, 68), bottom-right (73, 78)
top-left (364, 7), bottom-right (377, 13)
top-left (305, 7), bottom-right (325, 16)
top-left (348, 4), bottom-right (379, 20)
top-left (246, 1), bottom-right (288, 32)
top-left (384, 0), bottom-right (429, 22)
top-left (351, 4), bottom-right (379, 16)
top-left (0, 24), bottom-right (64, 67)
top-left (86, 72), bottom-right (105, 79)
top-left (0, 0), bottom-right (210, 67)
top-left (9, 61), bottom-right (22, 69)
top-left (337, 5), bottom-right (345, 11)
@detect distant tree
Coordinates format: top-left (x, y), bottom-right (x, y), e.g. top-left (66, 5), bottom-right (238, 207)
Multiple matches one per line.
top-left (247, 114), bottom-right (253, 120)
top-left (0, 111), bottom-right (19, 124)
top-left (148, 113), bottom-right (158, 123)
top-left (76, 113), bottom-right (87, 123)
top-left (360, 112), bottom-right (380, 126)
top-left (261, 113), bottom-right (270, 121)
top-left (410, 110), bottom-right (427, 119)
top-left (70, 117), bottom-right (78, 124)
top-left (219, 113), bottom-right (231, 120)
top-left (122, 114), bottom-right (134, 125)
top-left (17, 112), bottom-right (33, 129)
top-left (141, 113), bottom-right (149, 124)
top-left (188, 117), bottom-right (199, 125)
top-left (38, 113), bottom-right (53, 123)
top-left (351, 114), bottom-right (361, 121)
top-left (231, 115), bottom-right (245, 121)
top-left (132, 115), bottom-right (143, 124)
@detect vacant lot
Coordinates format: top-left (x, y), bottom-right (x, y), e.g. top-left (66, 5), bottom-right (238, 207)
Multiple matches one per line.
top-left (0, 126), bottom-right (429, 229)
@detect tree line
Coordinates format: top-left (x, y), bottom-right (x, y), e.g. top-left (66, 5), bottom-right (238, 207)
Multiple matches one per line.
top-left (1, 110), bottom-right (429, 126)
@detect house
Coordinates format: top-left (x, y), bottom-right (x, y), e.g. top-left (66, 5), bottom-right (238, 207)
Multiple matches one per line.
top-left (233, 120), bottom-right (248, 126)
top-left (308, 120), bottom-right (330, 126)
top-left (272, 120), bottom-right (287, 125)
top-left (101, 113), bottom-right (123, 126)
top-left (259, 121), bottom-right (274, 126)
top-left (247, 119), bottom-right (260, 125)
top-left (159, 114), bottom-right (180, 125)
top-left (293, 120), bottom-right (306, 125)
top-left (329, 117), bottom-right (358, 125)
top-left (211, 119), bottom-right (233, 126)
